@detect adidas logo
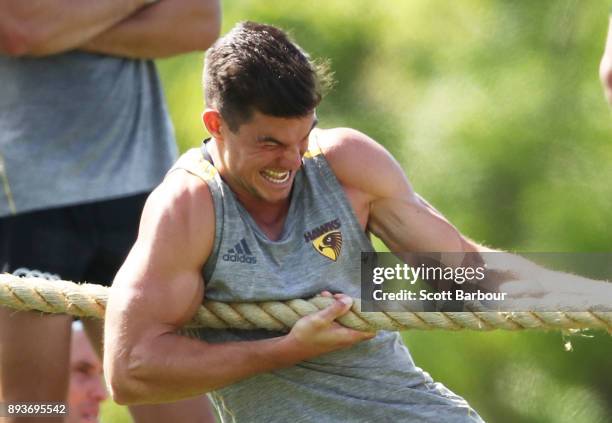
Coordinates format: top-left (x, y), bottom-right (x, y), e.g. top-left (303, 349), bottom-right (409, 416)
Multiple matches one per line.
top-left (222, 238), bottom-right (257, 264)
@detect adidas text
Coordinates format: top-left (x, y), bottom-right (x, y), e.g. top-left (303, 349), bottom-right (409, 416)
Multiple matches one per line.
top-left (222, 253), bottom-right (257, 264)
top-left (222, 238), bottom-right (257, 264)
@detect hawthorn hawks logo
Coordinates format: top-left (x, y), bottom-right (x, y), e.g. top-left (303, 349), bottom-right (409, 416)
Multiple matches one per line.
top-left (313, 230), bottom-right (343, 261)
top-left (304, 218), bottom-right (343, 262)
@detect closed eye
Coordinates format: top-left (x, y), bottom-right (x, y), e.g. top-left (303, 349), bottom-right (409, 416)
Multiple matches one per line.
top-left (257, 138), bottom-right (283, 149)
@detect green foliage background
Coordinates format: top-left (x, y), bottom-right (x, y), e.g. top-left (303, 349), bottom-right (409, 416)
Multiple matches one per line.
top-left (103, 1), bottom-right (612, 422)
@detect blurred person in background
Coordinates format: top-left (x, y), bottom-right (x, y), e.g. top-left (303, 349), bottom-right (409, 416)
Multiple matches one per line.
top-left (67, 321), bottom-right (107, 423)
top-left (0, 1), bottom-right (220, 422)
top-left (600, 12), bottom-right (612, 103)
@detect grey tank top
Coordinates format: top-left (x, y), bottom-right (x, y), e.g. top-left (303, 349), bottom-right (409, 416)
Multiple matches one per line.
top-left (171, 137), bottom-right (483, 423)
top-left (0, 51), bottom-right (177, 217)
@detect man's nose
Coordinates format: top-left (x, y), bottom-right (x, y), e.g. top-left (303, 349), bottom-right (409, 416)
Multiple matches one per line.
top-left (281, 145), bottom-right (304, 170)
top-left (89, 377), bottom-right (108, 402)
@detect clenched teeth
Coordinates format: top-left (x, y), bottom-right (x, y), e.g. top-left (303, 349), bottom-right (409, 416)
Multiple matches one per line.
top-left (260, 169), bottom-right (290, 184)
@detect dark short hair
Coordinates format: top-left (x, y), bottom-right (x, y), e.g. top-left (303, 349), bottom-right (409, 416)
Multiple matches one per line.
top-left (203, 21), bottom-right (331, 132)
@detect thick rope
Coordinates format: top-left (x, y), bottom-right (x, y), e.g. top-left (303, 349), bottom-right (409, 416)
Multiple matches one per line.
top-left (1, 274), bottom-right (610, 333)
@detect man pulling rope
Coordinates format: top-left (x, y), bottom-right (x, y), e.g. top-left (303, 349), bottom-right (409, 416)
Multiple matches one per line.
top-left (94, 21), bottom-right (611, 422)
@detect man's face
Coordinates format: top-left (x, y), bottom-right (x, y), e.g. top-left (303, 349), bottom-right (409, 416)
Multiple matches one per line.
top-left (216, 111), bottom-right (318, 204)
top-left (66, 330), bottom-right (107, 423)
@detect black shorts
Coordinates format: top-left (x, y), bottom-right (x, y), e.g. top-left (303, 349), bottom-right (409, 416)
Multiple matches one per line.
top-left (0, 193), bottom-right (148, 286)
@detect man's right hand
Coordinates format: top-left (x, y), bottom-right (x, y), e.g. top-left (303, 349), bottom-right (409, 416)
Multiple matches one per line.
top-left (285, 293), bottom-right (376, 359)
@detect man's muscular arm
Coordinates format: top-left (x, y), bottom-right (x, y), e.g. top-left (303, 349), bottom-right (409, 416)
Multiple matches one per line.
top-left (0, 0), bottom-right (148, 56)
top-left (320, 128), bottom-right (612, 302)
top-left (81, 0), bottom-right (221, 59)
top-left (319, 128), bottom-right (471, 255)
top-left (104, 171), bottom-right (374, 405)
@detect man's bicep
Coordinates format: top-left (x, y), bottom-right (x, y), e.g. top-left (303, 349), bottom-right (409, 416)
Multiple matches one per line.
top-left (111, 240), bottom-right (205, 332)
top-left (108, 175), bottom-right (214, 334)
top-left (339, 132), bottom-right (465, 253)
top-left (368, 182), bottom-right (465, 254)
top-left (102, 187), bottom-right (211, 398)
top-left (320, 128), bottom-right (467, 253)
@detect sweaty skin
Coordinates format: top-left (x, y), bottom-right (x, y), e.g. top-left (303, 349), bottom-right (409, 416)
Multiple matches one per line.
top-left (104, 109), bottom-right (472, 405)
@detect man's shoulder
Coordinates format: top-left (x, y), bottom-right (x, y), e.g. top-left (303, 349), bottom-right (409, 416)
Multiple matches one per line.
top-left (311, 127), bottom-right (400, 194)
top-left (160, 168), bottom-right (214, 204)
top-left (138, 169), bottom-right (215, 263)
top-left (311, 127), bottom-right (375, 158)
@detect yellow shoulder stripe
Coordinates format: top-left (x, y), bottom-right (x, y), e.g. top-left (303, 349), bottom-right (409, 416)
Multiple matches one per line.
top-left (303, 146), bottom-right (322, 159)
top-left (304, 128), bottom-right (323, 159)
top-left (169, 148), bottom-right (217, 182)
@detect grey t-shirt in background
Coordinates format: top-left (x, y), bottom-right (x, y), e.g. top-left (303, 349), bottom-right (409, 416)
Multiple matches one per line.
top-left (0, 51), bottom-right (178, 217)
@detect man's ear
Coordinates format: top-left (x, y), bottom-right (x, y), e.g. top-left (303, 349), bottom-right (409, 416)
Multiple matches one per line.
top-left (202, 109), bottom-right (223, 140)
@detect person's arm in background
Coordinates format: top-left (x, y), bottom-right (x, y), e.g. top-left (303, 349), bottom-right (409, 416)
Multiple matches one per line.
top-left (0, 0), bottom-right (150, 56)
top-left (81, 0), bottom-right (221, 59)
top-left (600, 14), bottom-right (612, 104)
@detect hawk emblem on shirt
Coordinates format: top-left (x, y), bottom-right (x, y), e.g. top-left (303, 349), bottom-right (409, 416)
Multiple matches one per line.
top-left (312, 230), bottom-right (343, 262)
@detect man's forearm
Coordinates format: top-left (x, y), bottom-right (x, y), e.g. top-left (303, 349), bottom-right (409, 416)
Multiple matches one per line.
top-left (108, 331), bottom-right (308, 405)
top-left (81, 0), bottom-right (221, 59)
top-left (0, 0), bottom-right (149, 56)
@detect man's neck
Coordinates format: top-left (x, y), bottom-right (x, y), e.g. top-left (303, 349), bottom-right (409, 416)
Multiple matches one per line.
top-left (235, 192), bottom-right (291, 241)
top-left (241, 190), bottom-right (290, 222)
